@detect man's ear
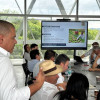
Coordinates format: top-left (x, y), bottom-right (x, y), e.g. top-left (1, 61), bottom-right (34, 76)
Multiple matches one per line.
top-left (0, 35), bottom-right (3, 44)
top-left (60, 62), bottom-right (64, 67)
top-left (50, 57), bottom-right (54, 61)
top-left (36, 54), bottom-right (39, 59)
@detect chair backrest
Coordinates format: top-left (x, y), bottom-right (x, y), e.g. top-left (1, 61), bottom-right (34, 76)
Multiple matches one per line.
top-left (22, 63), bottom-right (30, 76)
top-left (97, 90), bottom-right (100, 100)
top-left (22, 63), bottom-right (34, 85)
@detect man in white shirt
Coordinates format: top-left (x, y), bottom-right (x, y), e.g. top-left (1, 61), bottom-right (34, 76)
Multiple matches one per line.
top-left (89, 47), bottom-right (100, 71)
top-left (0, 20), bottom-right (45, 100)
top-left (31, 60), bottom-right (63, 100)
top-left (77, 31), bottom-right (84, 40)
top-left (55, 54), bottom-right (70, 90)
top-left (81, 42), bottom-right (99, 64)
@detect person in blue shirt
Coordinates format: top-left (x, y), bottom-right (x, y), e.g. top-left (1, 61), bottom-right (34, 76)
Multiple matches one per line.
top-left (28, 49), bottom-right (40, 72)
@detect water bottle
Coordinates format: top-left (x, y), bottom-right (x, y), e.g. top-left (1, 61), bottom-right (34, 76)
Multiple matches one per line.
top-left (67, 66), bottom-right (72, 80)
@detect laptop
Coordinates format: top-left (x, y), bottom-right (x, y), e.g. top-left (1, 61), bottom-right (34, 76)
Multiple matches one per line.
top-left (74, 56), bottom-right (84, 63)
top-left (73, 56), bottom-right (87, 65)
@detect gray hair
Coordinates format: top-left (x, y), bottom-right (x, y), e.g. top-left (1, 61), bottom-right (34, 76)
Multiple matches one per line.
top-left (93, 46), bottom-right (100, 51)
top-left (0, 20), bottom-right (15, 35)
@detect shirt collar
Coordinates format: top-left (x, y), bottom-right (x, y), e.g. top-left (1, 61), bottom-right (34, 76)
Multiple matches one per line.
top-left (43, 82), bottom-right (58, 90)
top-left (0, 47), bottom-right (10, 57)
top-left (44, 81), bottom-right (56, 86)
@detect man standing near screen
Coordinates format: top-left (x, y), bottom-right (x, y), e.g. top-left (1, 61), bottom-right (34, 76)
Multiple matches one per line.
top-left (0, 20), bottom-right (45, 100)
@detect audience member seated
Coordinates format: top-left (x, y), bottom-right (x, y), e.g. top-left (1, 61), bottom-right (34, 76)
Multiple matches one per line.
top-left (54, 72), bottom-right (89, 100)
top-left (89, 47), bottom-right (100, 71)
top-left (31, 60), bottom-right (63, 100)
top-left (30, 43), bottom-right (38, 50)
top-left (44, 50), bottom-right (58, 62)
top-left (28, 49), bottom-right (40, 72)
top-left (55, 54), bottom-right (70, 90)
top-left (23, 44), bottom-right (31, 62)
top-left (90, 46), bottom-right (99, 64)
top-left (33, 50), bottom-right (57, 78)
top-left (81, 42), bottom-right (99, 64)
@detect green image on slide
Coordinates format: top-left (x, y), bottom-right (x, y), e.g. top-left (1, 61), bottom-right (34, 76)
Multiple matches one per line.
top-left (69, 29), bottom-right (85, 43)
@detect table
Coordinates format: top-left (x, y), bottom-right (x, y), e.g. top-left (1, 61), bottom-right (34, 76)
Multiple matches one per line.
top-left (66, 62), bottom-right (100, 100)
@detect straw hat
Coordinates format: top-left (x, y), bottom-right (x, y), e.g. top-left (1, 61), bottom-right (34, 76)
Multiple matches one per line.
top-left (39, 60), bottom-right (63, 76)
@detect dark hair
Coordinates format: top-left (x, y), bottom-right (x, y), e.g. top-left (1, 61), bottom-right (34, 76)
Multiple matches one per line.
top-left (30, 43), bottom-right (38, 49)
top-left (24, 44), bottom-right (29, 52)
top-left (97, 90), bottom-right (100, 100)
top-left (56, 72), bottom-right (89, 100)
top-left (92, 42), bottom-right (99, 46)
top-left (30, 49), bottom-right (39, 59)
top-left (44, 50), bottom-right (57, 60)
top-left (55, 54), bottom-right (70, 65)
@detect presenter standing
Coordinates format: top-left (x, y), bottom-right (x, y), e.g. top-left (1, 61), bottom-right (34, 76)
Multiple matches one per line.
top-left (0, 20), bottom-right (45, 100)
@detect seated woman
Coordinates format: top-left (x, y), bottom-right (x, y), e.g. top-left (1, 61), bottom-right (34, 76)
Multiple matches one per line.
top-left (23, 44), bottom-right (31, 62)
top-left (89, 47), bottom-right (100, 71)
top-left (54, 72), bottom-right (89, 100)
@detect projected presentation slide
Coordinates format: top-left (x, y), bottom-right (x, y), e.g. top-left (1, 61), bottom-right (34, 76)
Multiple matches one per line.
top-left (41, 21), bottom-right (88, 49)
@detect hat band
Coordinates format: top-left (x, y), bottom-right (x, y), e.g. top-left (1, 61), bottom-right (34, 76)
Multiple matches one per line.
top-left (44, 66), bottom-right (57, 74)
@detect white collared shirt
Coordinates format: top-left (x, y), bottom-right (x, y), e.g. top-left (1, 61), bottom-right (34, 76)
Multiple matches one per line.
top-left (97, 58), bottom-right (100, 65)
top-left (84, 49), bottom-right (96, 63)
top-left (24, 52), bottom-right (31, 61)
top-left (56, 73), bottom-right (64, 84)
top-left (31, 81), bottom-right (59, 100)
top-left (84, 49), bottom-right (93, 57)
top-left (0, 47), bottom-right (30, 100)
